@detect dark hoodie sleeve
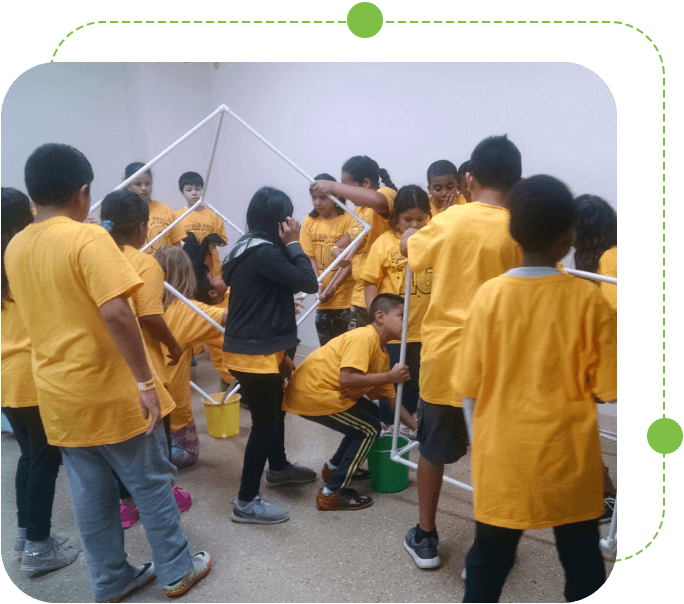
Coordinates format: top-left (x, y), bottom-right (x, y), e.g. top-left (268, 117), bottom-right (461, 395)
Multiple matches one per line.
top-left (255, 242), bottom-right (319, 294)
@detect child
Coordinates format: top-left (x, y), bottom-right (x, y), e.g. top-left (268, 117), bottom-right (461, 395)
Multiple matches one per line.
top-left (312, 155), bottom-right (398, 329)
top-left (573, 194), bottom-right (618, 517)
top-left (1, 187), bottom-right (76, 573)
top-left (360, 185), bottom-right (432, 435)
top-left (222, 186), bottom-right (318, 525)
top-left (426, 160), bottom-right (465, 216)
top-left (124, 162), bottom-right (178, 254)
top-left (282, 293), bottom-right (416, 510)
top-left (171, 171), bottom-right (228, 278)
top-left (6, 144), bottom-right (211, 600)
top-left (300, 173), bottom-right (355, 346)
top-left (100, 190), bottom-right (192, 528)
top-left (154, 244), bottom-right (229, 469)
top-left (456, 175), bottom-right (616, 603)
top-left (401, 135), bottom-right (524, 569)
top-left (457, 160), bottom-right (472, 203)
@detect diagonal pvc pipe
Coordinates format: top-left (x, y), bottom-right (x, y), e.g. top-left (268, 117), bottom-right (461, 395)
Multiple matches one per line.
top-left (566, 268), bottom-right (617, 285)
top-left (139, 198), bottom-right (204, 253)
top-left (90, 106), bottom-right (225, 215)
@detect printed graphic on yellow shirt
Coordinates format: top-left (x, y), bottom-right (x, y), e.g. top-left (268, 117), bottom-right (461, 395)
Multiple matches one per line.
top-left (145, 200), bottom-right (177, 254)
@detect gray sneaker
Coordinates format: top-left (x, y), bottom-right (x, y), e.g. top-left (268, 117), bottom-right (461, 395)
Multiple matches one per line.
top-left (95, 562), bottom-right (155, 603)
top-left (15, 531), bottom-right (68, 554)
top-left (20, 539), bottom-right (79, 573)
top-left (264, 462), bottom-right (317, 487)
top-left (231, 496), bottom-right (289, 524)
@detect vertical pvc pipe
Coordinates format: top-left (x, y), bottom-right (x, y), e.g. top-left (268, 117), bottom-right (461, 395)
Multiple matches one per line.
top-left (201, 110), bottom-right (224, 201)
top-left (390, 265), bottom-right (413, 458)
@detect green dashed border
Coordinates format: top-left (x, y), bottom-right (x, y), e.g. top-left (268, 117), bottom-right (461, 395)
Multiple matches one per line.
top-left (50, 19), bottom-right (667, 564)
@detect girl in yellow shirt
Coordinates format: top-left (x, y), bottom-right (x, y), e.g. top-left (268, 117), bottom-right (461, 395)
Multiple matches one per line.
top-left (300, 173), bottom-right (355, 345)
top-left (311, 155), bottom-right (397, 329)
top-left (124, 162), bottom-right (179, 254)
top-left (154, 245), bottom-right (228, 469)
top-left (360, 185), bottom-right (432, 434)
top-left (101, 190), bottom-right (191, 527)
top-left (2, 187), bottom-right (76, 572)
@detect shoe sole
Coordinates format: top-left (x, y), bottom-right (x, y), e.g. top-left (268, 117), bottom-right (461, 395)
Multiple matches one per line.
top-left (316, 499), bottom-right (374, 511)
top-left (403, 540), bottom-right (441, 569)
top-left (163, 558), bottom-right (212, 598)
top-left (264, 477), bottom-right (316, 487)
top-left (230, 512), bottom-right (289, 524)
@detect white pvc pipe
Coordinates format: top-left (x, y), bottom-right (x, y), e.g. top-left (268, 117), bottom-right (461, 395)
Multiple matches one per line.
top-left (599, 432), bottom-right (617, 442)
top-left (90, 106), bottom-right (224, 214)
top-left (391, 265), bottom-right (413, 457)
top-left (389, 453), bottom-right (474, 492)
top-left (202, 110), bottom-right (224, 201)
top-left (205, 202), bottom-right (245, 236)
top-left (191, 381), bottom-right (220, 405)
top-left (139, 198), bottom-right (204, 253)
top-left (600, 497), bottom-right (617, 550)
top-left (163, 282), bottom-right (224, 334)
top-left (566, 268), bottom-right (617, 285)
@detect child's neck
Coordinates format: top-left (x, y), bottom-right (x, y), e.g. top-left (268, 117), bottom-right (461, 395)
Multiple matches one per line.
top-left (522, 252), bottom-right (560, 268)
top-left (473, 188), bottom-right (507, 209)
top-left (34, 205), bottom-right (80, 223)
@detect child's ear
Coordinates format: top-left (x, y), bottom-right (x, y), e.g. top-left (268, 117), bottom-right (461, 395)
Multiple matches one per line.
top-left (208, 289), bottom-right (220, 304)
top-left (362, 178), bottom-right (372, 189)
top-left (374, 310), bottom-right (386, 325)
top-left (388, 209), bottom-right (397, 228)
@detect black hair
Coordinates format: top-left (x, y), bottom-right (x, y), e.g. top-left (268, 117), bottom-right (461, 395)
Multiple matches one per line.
top-left (309, 172), bottom-right (346, 218)
top-left (342, 156), bottom-right (397, 191)
top-left (178, 171), bottom-right (204, 192)
top-left (2, 187), bottom-right (34, 305)
top-left (508, 175), bottom-right (576, 254)
top-left (24, 143), bottom-right (94, 207)
top-left (228, 186), bottom-right (294, 260)
top-left (393, 185), bottom-right (431, 218)
top-left (182, 232), bottom-right (226, 304)
top-left (426, 160), bottom-right (458, 184)
top-left (573, 194), bottom-right (618, 273)
top-left (369, 292), bottom-right (404, 318)
top-left (100, 189), bottom-right (149, 247)
top-left (124, 162), bottom-right (152, 181)
top-left (468, 135), bottom-right (522, 194)
top-left (457, 160), bottom-right (470, 183)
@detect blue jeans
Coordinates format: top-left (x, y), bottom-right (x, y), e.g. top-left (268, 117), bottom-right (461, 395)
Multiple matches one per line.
top-left (60, 426), bottom-right (193, 600)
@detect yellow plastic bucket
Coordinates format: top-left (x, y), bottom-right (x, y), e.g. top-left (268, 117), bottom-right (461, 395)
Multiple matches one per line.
top-left (203, 392), bottom-right (241, 439)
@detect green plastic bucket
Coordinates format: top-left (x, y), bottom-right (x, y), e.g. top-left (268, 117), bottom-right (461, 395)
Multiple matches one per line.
top-left (367, 435), bottom-right (409, 493)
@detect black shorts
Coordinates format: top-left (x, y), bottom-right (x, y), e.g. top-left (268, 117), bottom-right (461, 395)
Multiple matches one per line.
top-left (416, 397), bottom-right (469, 465)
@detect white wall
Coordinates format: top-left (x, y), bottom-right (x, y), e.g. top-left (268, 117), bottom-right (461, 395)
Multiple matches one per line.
top-left (2, 62), bottom-right (617, 350)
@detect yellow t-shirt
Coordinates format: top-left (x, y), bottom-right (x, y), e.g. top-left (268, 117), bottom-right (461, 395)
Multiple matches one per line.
top-left (283, 325), bottom-right (396, 416)
top-left (347, 187), bottom-right (397, 308)
top-left (359, 230), bottom-right (432, 343)
top-left (456, 272), bottom-right (617, 530)
top-left (145, 200), bottom-right (178, 255)
top-left (162, 300), bottom-right (225, 432)
top-left (122, 245), bottom-right (168, 380)
top-left (407, 202), bottom-right (523, 407)
top-left (598, 245), bottom-right (617, 314)
top-left (1, 299), bottom-right (38, 408)
top-left (3, 217), bottom-right (168, 447)
top-left (223, 350), bottom-right (285, 375)
top-left (300, 213), bottom-right (355, 310)
top-left (171, 207), bottom-right (228, 277)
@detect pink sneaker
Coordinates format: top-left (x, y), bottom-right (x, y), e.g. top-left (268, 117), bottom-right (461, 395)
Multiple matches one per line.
top-left (120, 504), bottom-right (139, 529)
top-left (173, 486), bottom-right (192, 513)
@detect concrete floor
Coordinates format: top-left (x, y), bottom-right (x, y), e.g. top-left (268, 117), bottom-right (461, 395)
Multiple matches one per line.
top-left (1, 352), bottom-right (616, 602)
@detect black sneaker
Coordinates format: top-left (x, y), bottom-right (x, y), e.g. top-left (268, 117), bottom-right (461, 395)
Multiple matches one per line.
top-left (404, 525), bottom-right (440, 569)
top-left (599, 496), bottom-right (615, 524)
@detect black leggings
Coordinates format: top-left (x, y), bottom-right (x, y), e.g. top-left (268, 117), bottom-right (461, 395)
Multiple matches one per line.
top-left (3, 406), bottom-right (62, 542)
top-left (463, 519), bottom-right (606, 602)
top-left (232, 371), bottom-right (289, 502)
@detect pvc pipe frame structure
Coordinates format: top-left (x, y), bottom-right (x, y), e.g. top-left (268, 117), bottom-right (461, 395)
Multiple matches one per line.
top-left (92, 104), bottom-right (370, 402)
top-left (387, 265), bottom-right (618, 548)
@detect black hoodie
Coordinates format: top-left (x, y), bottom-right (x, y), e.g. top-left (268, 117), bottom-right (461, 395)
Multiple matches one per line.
top-left (222, 239), bottom-right (318, 355)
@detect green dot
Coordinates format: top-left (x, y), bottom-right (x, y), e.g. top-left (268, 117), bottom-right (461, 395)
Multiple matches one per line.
top-left (347, 2), bottom-right (383, 38)
top-left (647, 418), bottom-right (683, 454)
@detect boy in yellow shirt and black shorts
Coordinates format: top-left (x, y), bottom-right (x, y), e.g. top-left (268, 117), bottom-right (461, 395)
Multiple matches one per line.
top-left (456, 175), bottom-right (616, 602)
top-left (401, 135), bottom-right (524, 569)
top-left (282, 293), bottom-right (417, 511)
